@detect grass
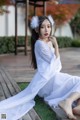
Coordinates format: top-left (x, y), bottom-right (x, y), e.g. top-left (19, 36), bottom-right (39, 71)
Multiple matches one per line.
top-left (18, 82), bottom-right (56, 120)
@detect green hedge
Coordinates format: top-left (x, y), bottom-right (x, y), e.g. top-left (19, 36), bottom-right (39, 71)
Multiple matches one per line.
top-left (0, 36), bottom-right (80, 54)
top-left (0, 36), bottom-right (30, 54)
top-left (71, 39), bottom-right (80, 47)
top-left (0, 37), bottom-right (15, 54)
top-left (56, 37), bottom-right (72, 48)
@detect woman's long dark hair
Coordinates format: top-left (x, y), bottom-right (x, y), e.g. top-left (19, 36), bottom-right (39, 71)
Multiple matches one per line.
top-left (31, 16), bottom-right (52, 69)
top-left (31, 29), bottom-right (39, 69)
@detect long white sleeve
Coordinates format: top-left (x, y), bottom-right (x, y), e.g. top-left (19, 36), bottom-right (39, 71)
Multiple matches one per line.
top-left (35, 40), bottom-right (53, 63)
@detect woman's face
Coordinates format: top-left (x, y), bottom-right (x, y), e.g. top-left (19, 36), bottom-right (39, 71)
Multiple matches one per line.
top-left (39, 19), bottom-right (51, 40)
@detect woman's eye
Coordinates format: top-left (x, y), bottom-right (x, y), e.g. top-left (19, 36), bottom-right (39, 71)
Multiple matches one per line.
top-left (41, 25), bottom-right (51, 28)
top-left (47, 25), bottom-right (51, 28)
top-left (41, 26), bottom-right (44, 28)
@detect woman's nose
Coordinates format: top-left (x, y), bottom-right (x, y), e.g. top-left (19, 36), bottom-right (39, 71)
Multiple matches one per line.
top-left (45, 27), bottom-right (48, 32)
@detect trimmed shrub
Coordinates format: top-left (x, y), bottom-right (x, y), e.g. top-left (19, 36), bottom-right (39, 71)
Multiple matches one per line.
top-left (56, 37), bottom-right (72, 48)
top-left (71, 39), bottom-right (80, 47)
top-left (0, 37), bottom-right (15, 54)
top-left (0, 36), bottom-right (79, 54)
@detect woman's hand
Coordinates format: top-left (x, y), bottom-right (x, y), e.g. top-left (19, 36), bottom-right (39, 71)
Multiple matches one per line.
top-left (49, 36), bottom-right (58, 48)
top-left (49, 36), bottom-right (59, 58)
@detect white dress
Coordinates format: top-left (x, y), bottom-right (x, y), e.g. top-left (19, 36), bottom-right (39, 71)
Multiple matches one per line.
top-left (36, 40), bottom-right (80, 118)
top-left (37, 40), bottom-right (80, 104)
top-left (0, 39), bottom-right (80, 120)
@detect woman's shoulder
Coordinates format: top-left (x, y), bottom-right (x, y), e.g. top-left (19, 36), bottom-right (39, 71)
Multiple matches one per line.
top-left (35, 39), bottom-right (44, 48)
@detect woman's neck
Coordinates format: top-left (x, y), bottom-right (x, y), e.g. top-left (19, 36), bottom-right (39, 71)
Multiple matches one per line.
top-left (39, 37), bottom-right (49, 43)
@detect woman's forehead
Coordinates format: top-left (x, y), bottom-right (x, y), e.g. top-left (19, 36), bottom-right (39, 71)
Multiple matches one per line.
top-left (41, 19), bottom-right (51, 25)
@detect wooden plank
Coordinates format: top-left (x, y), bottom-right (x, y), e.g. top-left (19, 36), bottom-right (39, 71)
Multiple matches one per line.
top-left (0, 74), bottom-right (5, 100)
top-left (1, 67), bottom-right (20, 93)
top-left (0, 83), bottom-right (5, 101)
top-left (0, 70), bottom-right (11, 98)
top-left (29, 109), bottom-right (41, 120)
top-left (0, 68), bottom-right (17, 96)
top-left (21, 113), bottom-right (33, 120)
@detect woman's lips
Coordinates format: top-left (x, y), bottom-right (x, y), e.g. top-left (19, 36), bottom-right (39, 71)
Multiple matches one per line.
top-left (44, 33), bottom-right (48, 36)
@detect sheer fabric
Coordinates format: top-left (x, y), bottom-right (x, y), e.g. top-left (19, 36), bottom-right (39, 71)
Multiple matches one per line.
top-left (0, 39), bottom-right (61, 120)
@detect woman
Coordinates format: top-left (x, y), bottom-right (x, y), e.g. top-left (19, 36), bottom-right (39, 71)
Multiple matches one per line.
top-left (0, 15), bottom-right (62, 120)
top-left (0, 15), bottom-right (80, 120)
top-left (30, 15), bottom-right (80, 120)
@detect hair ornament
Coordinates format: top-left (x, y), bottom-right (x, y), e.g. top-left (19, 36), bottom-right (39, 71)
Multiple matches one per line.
top-left (30, 16), bottom-right (39, 29)
top-left (48, 15), bottom-right (54, 26)
top-left (30, 15), bottom-right (54, 29)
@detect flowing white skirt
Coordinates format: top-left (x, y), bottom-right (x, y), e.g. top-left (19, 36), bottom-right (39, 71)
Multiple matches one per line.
top-left (38, 72), bottom-right (80, 107)
top-left (38, 72), bottom-right (80, 118)
top-left (0, 72), bottom-right (49, 120)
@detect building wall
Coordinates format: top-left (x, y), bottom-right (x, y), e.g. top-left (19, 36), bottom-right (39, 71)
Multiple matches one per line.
top-left (0, 7), bottom-right (6, 36)
top-left (0, 6), bottom-right (30, 36)
top-left (0, 6), bottom-right (73, 38)
top-left (53, 23), bottom-right (73, 38)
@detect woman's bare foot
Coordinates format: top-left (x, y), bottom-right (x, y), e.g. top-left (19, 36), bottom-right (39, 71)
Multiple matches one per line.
top-left (59, 99), bottom-right (77, 120)
top-left (73, 105), bottom-right (80, 116)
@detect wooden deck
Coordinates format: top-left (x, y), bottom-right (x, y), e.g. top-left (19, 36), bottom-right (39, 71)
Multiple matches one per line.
top-left (0, 66), bottom-right (41, 120)
top-left (1, 47), bottom-right (80, 120)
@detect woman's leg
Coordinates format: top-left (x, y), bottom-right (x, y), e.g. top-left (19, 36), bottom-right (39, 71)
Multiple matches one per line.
top-left (59, 92), bottom-right (80, 120)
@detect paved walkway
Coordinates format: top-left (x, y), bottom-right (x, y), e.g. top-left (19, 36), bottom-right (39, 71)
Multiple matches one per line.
top-left (60, 47), bottom-right (80, 76)
top-left (0, 47), bottom-right (80, 82)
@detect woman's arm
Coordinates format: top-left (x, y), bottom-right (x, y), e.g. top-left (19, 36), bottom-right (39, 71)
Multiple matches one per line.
top-left (35, 41), bottom-right (54, 63)
top-left (49, 36), bottom-right (60, 58)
